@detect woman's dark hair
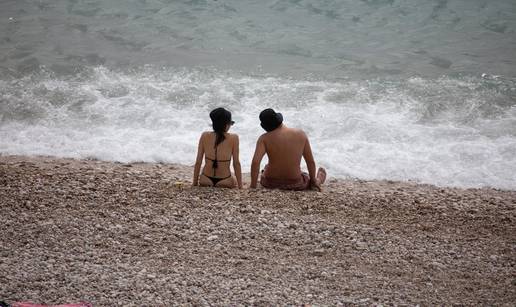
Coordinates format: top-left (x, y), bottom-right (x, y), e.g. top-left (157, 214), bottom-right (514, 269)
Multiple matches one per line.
top-left (209, 107), bottom-right (233, 147)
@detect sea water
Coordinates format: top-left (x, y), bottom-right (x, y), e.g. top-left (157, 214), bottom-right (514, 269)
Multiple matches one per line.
top-left (1, 0), bottom-right (515, 190)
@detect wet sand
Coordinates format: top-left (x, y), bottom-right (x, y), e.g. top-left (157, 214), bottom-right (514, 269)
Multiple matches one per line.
top-left (1, 155), bottom-right (515, 306)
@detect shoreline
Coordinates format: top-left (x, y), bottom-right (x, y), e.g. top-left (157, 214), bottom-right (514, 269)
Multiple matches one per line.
top-left (1, 155), bottom-right (515, 305)
top-left (1, 153), bottom-right (513, 192)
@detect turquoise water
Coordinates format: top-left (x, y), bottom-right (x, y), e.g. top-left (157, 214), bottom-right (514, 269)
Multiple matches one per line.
top-left (1, 0), bottom-right (515, 189)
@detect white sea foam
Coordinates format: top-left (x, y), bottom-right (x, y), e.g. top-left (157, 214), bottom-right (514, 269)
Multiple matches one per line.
top-left (1, 67), bottom-right (515, 190)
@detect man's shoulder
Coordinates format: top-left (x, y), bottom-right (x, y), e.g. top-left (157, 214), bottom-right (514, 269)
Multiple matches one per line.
top-left (260, 127), bottom-right (307, 142)
top-left (257, 133), bottom-right (268, 141)
top-left (286, 127), bottom-right (307, 138)
top-left (292, 127), bottom-right (306, 134)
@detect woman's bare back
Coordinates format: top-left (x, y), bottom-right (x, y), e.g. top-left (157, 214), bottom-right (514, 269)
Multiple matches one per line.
top-left (201, 132), bottom-right (235, 178)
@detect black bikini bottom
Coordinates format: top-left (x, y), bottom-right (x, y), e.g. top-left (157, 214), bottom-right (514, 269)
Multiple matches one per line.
top-left (204, 174), bottom-right (231, 185)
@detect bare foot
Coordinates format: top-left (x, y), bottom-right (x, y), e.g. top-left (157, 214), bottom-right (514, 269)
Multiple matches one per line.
top-left (317, 167), bottom-right (327, 185)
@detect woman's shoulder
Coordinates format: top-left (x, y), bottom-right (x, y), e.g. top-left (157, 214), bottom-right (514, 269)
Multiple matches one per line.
top-left (226, 132), bottom-right (239, 140)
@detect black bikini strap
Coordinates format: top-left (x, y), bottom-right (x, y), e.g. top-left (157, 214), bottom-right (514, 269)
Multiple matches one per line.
top-left (206, 157), bottom-right (230, 162)
top-left (212, 145), bottom-right (218, 175)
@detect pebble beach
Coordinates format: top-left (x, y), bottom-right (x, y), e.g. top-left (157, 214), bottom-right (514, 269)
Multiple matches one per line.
top-left (1, 155), bottom-right (515, 306)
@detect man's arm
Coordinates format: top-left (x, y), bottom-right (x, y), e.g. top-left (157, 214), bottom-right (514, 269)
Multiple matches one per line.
top-left (250, 136), bottom-right (266, 188)
top-left (192, 133), bottom-right (205, 186)
top-left (302, 134), bottom-right (320, 191)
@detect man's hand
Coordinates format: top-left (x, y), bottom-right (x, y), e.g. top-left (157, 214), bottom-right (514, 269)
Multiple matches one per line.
top-left (310, 179), bottom-right (322, 192)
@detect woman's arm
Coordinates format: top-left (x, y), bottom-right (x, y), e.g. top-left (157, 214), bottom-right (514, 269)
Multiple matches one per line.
top-left (232, 135), bottom-right (243, 189)
top-left (192, 133), bottom-right (205, 186)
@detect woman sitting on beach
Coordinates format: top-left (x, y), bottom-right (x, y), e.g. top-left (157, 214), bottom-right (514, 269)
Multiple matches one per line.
top-left (192, 107), bottom-right (243, 189)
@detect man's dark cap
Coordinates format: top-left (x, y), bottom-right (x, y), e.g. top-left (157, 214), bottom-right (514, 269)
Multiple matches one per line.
top-left (259, 108), bottom-right (283, 132)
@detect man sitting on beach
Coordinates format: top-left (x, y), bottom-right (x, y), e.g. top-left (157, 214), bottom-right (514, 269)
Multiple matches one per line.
top-left (250, 108), bottom-right (326, 191)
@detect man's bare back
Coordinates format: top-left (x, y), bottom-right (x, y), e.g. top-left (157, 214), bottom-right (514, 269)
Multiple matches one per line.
top-left (250, 109), bottom-right (326, 191)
